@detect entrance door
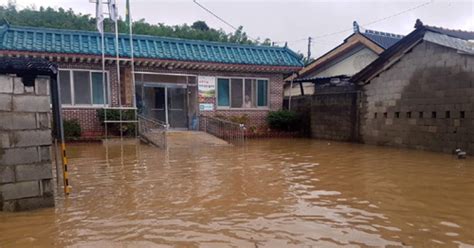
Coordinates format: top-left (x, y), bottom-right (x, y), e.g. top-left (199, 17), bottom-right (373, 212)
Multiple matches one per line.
top-left (143, 85), bottom-right (166, 123)
top-left (142, 84), bottom-right (187, 129)
top-left (167, 87), bottom-right (188, 128)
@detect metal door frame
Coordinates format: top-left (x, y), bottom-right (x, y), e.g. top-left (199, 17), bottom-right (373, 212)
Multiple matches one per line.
top-left (142, 83), bottom-right (187, 128)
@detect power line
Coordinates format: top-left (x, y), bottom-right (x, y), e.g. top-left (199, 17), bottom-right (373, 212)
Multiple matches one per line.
top-left (192, 0), bottom-right (260, 42)
top-left (193, 0), bottom-right (238, 30)
top-left (277, 0), bottom-right (434, 44)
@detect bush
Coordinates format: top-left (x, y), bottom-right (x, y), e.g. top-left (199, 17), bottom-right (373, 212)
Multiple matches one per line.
top-left (63, 119), bottom-right (81, 139)
top-left (267, 110), bottom-right (299, 131)
top-left (96, 109), bottom-right (137, 136)
top-left (228, 114), bottom-right (249, 125)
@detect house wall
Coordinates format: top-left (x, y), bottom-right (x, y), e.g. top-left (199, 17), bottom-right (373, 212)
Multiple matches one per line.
top-left (361, 41), bottom-right (474, 153)
top-left (0, 75), bottom-right (54, 211)
top-left (57, 62), bottom-right (120, 137)
top-left (284, 46), bottom-right (378, 98)
top-left (56, 62), bottom-right (286, 136)
top-left (135, 66), bottom-right (285, 128)
top-left (308, 46), bottom-right (378, 78)
top-left (310, 86), bottom-right (359, 141)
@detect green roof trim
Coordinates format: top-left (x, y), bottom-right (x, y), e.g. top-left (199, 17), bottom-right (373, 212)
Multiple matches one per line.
top-left (0, 25), bottom-right (303, 67)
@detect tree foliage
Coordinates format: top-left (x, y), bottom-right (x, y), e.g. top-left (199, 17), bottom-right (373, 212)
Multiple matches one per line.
top-left (0, 1), bottom-right (271, 45)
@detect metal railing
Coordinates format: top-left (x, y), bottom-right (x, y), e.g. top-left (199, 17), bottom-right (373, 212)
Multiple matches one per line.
top-left (138, 115), bottom-right (168, 148)
top-left (200, 115), bottom-right (245, 145)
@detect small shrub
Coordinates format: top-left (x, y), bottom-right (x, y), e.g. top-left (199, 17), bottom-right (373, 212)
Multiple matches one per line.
top-left (267, 110), bottom-right (299, 131)
top-left (228, 114), bottom-right (249, 125)
top-left (63, 119), bottom-right (81, 139)
top-left (96, 109), bottom-right (137, 136)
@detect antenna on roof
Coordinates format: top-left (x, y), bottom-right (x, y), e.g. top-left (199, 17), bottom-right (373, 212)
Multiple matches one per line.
top-left (353, 21), bottom-right (360, 33)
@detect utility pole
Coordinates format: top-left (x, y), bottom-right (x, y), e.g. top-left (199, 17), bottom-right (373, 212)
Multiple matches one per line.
top-left (307, 37), bottom-right (312, 61)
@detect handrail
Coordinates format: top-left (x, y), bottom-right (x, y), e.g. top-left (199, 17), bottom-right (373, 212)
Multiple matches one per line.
top-left (137, 115), bottom-right (167, 127)
top-left (137, 115), bottom-right (168, 148)
top-left (200, 115), bottom-right (245, 145)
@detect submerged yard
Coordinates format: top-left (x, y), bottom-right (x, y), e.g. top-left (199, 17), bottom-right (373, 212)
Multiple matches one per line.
top-left (1, 138), bottom-right (473, 247)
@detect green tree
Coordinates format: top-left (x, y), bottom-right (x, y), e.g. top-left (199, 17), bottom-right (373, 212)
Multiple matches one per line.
top-left (191, 20), bottom-right (209, 31)
top-left (0, 2), bottom-right (272, 45)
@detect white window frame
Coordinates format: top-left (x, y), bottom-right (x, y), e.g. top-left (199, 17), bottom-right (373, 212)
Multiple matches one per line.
top-left (216, 77), bottom-right (270, 110)
top-left (58, 69), bottom-right (110, 108)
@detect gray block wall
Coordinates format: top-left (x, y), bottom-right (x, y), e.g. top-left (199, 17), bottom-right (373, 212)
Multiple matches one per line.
top-left (310, 85), bottom-right (359, 141)
top-left (0, 74), bottom-right (54, 211)
top-left (361, 41), bottom-right (474, 154)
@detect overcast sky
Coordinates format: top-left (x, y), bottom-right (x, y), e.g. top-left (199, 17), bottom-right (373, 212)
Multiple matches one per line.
top-left (2, 0), bottom-right (473, 58)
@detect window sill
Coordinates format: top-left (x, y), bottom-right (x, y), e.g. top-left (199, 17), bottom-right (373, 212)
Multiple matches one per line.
top-left (60, 105), bottom-right (111, 109)
top-left (215, 107), bottom-right (270, 111)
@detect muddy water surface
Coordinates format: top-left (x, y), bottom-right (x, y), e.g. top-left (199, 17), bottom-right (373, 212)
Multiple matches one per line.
top-left (1, 139), bottom-right (474, 247)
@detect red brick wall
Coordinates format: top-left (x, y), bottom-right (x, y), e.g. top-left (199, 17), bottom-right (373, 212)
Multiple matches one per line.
top-left (57, 62), bottom-right (286, 136)
top-left (135, 66), bottom-right (285, 128)
top-left (63, 108), bottom-right (103, 137)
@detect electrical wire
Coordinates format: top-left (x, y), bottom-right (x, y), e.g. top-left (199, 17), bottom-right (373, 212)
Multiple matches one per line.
top-left (277, 0), bottom-right (434, 44)
top-left (192, 0), bottom-right (260, 42)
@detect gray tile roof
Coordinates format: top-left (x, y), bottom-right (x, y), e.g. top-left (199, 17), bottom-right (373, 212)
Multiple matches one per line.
top-left (362, 29), bottom-right (404, 49)
top-left (424, 31), bottom-right (474, 55)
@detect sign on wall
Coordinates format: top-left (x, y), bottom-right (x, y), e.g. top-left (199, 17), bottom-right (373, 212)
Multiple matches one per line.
top-left (199, 103), bottom-right (214, 111)
top-left (198, 76), bottom-right (215, 111)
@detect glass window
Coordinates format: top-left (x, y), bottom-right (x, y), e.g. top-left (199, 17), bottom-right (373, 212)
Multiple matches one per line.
top-left (73, 71), bottom-right (91, 104)
top-left (168, 87), bottom-right (186, 110)
top-left (92, 72), bottom-right (107, 104)
top-left (217, 78), bottom-right (230, 106)
top-left (244, 79), bottom-right (256, 108)
top-left (154, 87), bottom-right (165, 109)
top-left (58, 71), bottom-right (72, 104)
top-left (57, 70), bottom-right (109, 106)
top-left (257, 79), bottom-right (268, 107)
top-left (230, 78), bottom-right (243, 108)
top-left (216, 77), bottom-right (268, 108)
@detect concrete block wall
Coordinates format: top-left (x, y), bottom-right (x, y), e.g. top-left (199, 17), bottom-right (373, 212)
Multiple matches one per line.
top-left (0, 74), bottom-right (54, 211)
top-left (310, 89), bottom-right (358, 141)
top-left (361, 41), bottom-right (474, 153)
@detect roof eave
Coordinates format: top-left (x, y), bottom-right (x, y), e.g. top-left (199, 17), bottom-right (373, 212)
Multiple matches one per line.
top-left (0, 50), bottom-right (301, 73)
top-left (285, 33), bottom-right (384, 82)
top-left (351, 27), bottom-right (426, 84)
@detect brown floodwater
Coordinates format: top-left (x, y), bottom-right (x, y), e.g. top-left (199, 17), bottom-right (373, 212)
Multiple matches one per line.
top-left (1, 138), bottom-right (474, 247)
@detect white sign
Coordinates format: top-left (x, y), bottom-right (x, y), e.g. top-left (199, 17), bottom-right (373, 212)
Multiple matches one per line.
top-left (199, 103), bottom-right (214, 111)
top-left (198, 76), bottom-right (216, 99)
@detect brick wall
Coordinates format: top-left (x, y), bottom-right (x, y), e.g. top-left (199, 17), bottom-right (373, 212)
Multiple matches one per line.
top-left (55, 62), bottom-right (287, 135)
top-left (0, 75), bottom-right (54, 211)
top-left (63, 109), bottom-right (103, 137)
top-left (361, 41), bottom-right (474, 153)
top-left (134, 66), bottom-right (285, 128)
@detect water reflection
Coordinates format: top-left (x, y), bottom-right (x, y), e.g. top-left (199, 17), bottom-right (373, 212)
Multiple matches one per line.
top-left (1, 138), bottom-right (474, 247)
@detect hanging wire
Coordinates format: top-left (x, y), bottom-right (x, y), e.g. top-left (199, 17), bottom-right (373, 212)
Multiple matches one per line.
top-left (192, 0), bottom-right (260, 43)
top-left (274, 0), bottom-right (434, 44)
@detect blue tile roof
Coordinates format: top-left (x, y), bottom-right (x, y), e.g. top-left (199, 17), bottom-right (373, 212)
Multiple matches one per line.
top-left (0, 25), bottom-right (303, 67)
top-left (362, 29), bottom-right (404, 49)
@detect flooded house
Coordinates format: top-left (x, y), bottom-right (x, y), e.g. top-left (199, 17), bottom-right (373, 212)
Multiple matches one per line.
top-left (0, 24), bottom-right (303, 137)
top-left (283, 22), bottom-right (403, 141)
top-left (284, 21), bottom-right (403, 98)
top-left (353, 20), bottom-right (474, 153)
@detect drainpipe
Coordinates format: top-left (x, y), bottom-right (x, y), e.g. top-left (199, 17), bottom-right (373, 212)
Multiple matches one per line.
top-left (289, 78), bottom-right (293, 111)
top-left (288, 72), bottom-right (298, 111)
top-left (50, 75), bottom-right (71, 195)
